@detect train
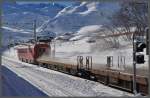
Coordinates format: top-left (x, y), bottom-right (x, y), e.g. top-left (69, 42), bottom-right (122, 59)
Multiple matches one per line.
top-left (16, 42), bottom-right (148, 96)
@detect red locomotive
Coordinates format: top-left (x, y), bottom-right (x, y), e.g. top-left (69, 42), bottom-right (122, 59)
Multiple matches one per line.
top-left (16, 42), bottom-right (50, 64)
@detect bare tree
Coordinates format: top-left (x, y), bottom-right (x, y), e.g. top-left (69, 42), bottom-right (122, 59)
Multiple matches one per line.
top-left (105, 26), bottom-right (120, 48)
top-left (112, 0), bottom-right (148, 39)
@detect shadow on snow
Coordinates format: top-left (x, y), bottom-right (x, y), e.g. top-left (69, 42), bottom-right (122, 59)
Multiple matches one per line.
top-left (1, 66), bottom-right (48, 96)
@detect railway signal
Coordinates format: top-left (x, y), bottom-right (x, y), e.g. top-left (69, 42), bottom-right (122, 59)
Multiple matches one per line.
top-left (136, 54), bottom-right (145, 64)
top-left (134, 36), bottom-right (146, 64)
top-left (135, 28), bottom-right (149, 64)
top-left (132, 27), bottom-right (148, 95)
top-left (135, 41), bottom-right (146, 64)
top-left (136, 41), bottom-right (146, 52)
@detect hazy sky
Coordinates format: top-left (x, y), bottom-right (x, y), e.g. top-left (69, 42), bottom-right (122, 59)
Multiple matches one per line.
top-left (17, 1), bottom-right (74, 6)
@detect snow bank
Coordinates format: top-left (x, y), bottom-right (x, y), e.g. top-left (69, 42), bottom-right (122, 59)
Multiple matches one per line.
top-left (76, 25), bottom-right (103, 36)
top-left (2, 47), bottom-right (18, 60)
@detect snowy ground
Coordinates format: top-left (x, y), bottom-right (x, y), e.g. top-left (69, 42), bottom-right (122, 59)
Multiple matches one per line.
top-left (1, 56), bottom-right (133, 97)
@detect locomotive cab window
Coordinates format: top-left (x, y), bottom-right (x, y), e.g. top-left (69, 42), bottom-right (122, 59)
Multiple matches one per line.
top-left (39, 48), bottom-right (46, 54)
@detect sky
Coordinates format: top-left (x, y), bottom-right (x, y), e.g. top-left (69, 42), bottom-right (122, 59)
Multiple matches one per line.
top-left (17, 1), bottom-right (74, 6)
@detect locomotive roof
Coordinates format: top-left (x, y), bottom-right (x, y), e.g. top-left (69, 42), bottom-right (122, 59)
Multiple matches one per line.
top-left (15, 44), bottom-right (35, 49)
top-left (15, 43), bottom-right (49, 49)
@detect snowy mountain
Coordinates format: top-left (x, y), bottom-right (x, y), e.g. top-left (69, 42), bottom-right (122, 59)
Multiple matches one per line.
top-left (1, 2), bottom-right (65, 47)
top-left (2, 2), bottom-right (65, 30)
top-left (42, 2), bottom-right (121, 35)
top-left (1, 1), bottom-right (131, 50)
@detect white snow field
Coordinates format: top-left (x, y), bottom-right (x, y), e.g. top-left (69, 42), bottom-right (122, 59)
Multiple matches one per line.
top-left (1, 56), bottom-right (133, 97)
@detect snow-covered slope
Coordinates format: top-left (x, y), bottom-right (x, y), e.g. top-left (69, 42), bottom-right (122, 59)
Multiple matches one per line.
top-left (36, 1), bottom-right (126, 53)
top-left (1, 1), bottom-right (120, 47)
top-left (42, 2), bottom-right (121, 35)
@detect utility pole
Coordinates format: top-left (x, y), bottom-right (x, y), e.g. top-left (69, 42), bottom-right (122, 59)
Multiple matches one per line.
top-left (53, 40), bottom-right (55, 58)
top-left (0, 5), bottom-right (2, 96)
top-left (8, 32), bottom-right (13, 53)
top-left (133, 32), bottom-right (137, 95)
top-left (33, 20), bottom-right (37, 44)
top-left (145, 27), bottom-right (150, 96)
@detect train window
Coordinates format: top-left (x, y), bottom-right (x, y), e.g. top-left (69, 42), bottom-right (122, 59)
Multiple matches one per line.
top-left (30, 60), bottom-right (32, 63)
top-left (39, 48), bottom-right (46, 53)
top-left (26, 59), bottom-right (28, 63)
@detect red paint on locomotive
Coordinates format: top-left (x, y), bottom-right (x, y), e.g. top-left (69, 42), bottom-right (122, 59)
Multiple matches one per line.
top-left (16, 43), bottom-right (50, 63)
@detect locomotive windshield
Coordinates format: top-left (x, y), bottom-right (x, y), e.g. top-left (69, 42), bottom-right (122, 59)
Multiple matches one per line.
top-left (38, 47), bottom-right (47, 57)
